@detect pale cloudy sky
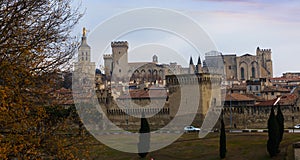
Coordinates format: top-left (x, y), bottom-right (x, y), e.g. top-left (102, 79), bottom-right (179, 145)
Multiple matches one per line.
top-left (73, 0), bottom-right (300, 77)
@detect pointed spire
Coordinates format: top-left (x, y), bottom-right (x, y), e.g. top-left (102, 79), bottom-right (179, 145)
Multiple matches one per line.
top-left (197, 56), bottom-right (201, 64)
top-left (189, 56), bottom-right (194, 65)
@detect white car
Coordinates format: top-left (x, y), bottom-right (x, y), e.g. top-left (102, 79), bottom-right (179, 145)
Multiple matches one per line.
top-left (184, 126), bottom-right (201, 133)
top-left (294, 124), bottom-right (300, 129)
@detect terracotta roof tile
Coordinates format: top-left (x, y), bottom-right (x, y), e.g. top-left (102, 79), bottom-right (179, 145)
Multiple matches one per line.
top-left (255, 94), bottom-right (298, 107)
top-left (225, 93), bottom-right (255, 101)
top-left (244, 94), bottom-right (265, 101)
top-left (255, 99), bottom-right (277, 107)
top-left (270, 77), bottom-right (300, 82)
top-left (262, 86), bottom-right (290, 92)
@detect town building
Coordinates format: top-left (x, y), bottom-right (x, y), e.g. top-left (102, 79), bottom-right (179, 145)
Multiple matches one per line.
top-left (204, 47), bottom-right (273, 81)
top-left (270, 73), bottom-right (300, 90)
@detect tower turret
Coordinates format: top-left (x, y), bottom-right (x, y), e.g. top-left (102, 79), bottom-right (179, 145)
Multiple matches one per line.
top-left (196, 56), bottom-right (202, 73)
top-left (111, 41), bottom-right (129, 81)
top-left (189, 56), bottom-right (194, 65)
top-left (256, 46), bottom-right (273, 78)
top-left (153, 55), bottom-right (158, 63)
top-left (103, 54), bottom-right (113, 76)
top-left (189, 56), bottom-right (195, 74)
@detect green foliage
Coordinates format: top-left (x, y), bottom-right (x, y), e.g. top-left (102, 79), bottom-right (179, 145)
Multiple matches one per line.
top-left (219, 118), bottom-right (226, 159)
top-left (139, 117), bottom-right (150, 134)
top-left (138, 113), bottom-right (150, 158)
top-left (267, 104), bottom-right (285, 158)
top-left (267, 107), bottom-right (279, 157)
top-left (276, 105), bottom-right (284, 144)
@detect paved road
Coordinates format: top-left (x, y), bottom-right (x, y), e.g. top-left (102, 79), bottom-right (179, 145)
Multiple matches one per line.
top-left (229, 129), bottom-right (300, 133)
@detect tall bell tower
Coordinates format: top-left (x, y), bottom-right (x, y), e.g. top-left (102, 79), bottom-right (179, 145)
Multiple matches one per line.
top-left (74, 27), bottom-right (95, 89)
top-left (78, 27), bottom-right (91, 63)
top-left (256, 47), bottom-right (273, 78)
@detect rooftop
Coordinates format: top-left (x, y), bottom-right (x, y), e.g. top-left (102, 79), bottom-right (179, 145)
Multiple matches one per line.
top-left (225, 93), bottom-right (255, 101)
top-left (261, 86), bottom-right (290, 92)
top-left (255, 94), bottom-right (297, 107)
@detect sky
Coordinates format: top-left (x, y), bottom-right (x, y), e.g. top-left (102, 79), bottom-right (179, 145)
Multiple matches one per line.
top-left (73, 0), bottom-right (300, 77)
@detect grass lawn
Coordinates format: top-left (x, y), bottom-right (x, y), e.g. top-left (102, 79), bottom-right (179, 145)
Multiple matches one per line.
top-left (74, 132), bottom-right (300, 160)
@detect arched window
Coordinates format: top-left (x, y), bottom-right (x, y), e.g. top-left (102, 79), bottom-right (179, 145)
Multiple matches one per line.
top-left (241, 67), bottom-right (245, 80)
top-left (252, 67), bottom-right (255, 78)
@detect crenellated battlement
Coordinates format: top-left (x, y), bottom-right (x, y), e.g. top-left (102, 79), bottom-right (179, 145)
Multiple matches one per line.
top-left (257, 47), bottom-right (271, 53)
top-left (111, 41), bottom-right (128, 48)
top-left (261, 49), bottom-right (271, 52)
top-left (165, 73), bottom-right (222, 86)
top-left (103, 54), bottom-right (112, 59)
top-left (256, 47), bottom-right (272, 60)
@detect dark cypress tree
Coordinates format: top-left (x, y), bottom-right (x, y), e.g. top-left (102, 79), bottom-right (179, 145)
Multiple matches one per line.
top-left (267, 107), bottom-right (279, 157)
top-left (276, 104), bottom-right (284, 150)
top-left (138, 113), bottom-right (150, 158)
top-left (220, 118), bottom-right (226, 159)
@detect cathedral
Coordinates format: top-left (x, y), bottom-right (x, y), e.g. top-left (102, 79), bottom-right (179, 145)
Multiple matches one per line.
top-left (204, 47), bottom-right (273, 81)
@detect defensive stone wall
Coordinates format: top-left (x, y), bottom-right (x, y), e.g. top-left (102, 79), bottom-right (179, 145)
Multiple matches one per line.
top-left (223, 107), bottom-right (300, 129)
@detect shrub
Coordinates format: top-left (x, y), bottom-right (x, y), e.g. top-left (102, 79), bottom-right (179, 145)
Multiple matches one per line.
top-left (220, 118), bottom-right (226, 159)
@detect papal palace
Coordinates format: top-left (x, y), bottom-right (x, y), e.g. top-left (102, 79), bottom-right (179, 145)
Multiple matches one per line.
top-left (71, 28), bottom-right (300, 129)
